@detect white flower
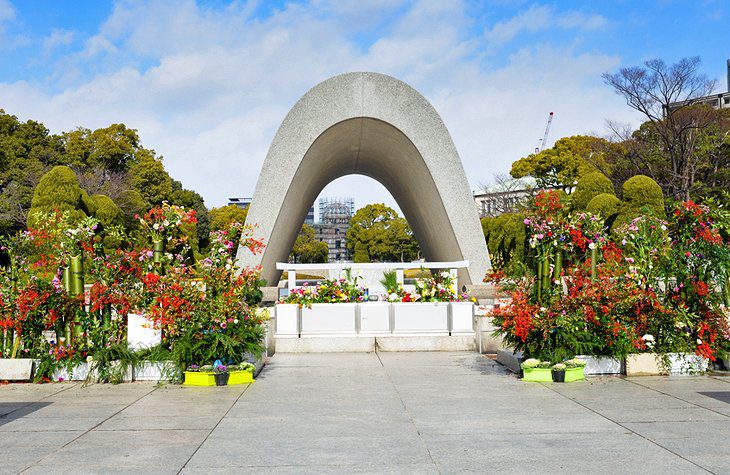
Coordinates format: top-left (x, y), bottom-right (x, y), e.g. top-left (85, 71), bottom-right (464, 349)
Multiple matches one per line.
top-left (660, 224), bottom-right (667, 231)
top-left (153, 223), bottom-right (160, 230)
top-left (163, 220), bottom-right (170, 226)
top-left (233, 319), bottom-right (239, 324)
top-left (86, 356), bottom-right (93, 363)
top-left (697, 339), bottom-right (703, 345)
top-left (440, 271), bottom-right (450, 279)
top-left (588, 242), bottom-right (596, 250)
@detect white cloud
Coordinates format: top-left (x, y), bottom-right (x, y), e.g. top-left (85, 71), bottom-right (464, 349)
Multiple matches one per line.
top-left (0, 0), bottom-right (15, 23)
top-left (485, 5), bottom-right (607, 46)
top-left (0, 0), bottom-right (635, 212)
top-left (42, 28), bottom-right (76, 54)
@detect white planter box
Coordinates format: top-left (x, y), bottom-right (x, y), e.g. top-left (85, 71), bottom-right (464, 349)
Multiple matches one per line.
top-left (0, 359), bottom-right (34, 381)
top-left (301, 303), bottom-right (357, 335)
top-left (359, 302), bottom-right (391, 334)
top-left (450, 302), bottom-right (474, 333)
top-left (127, 313), bottom-right (161, 350)
top-left (134, 361), bottom-right (178, 381)
top-left (392, 302), bottom-right (448, 334)
top-left (575, 355), bottom-right (624, 375)
top-left (53, 362), bottom-right (91, 381)
top-left (275, 304), bottom-right (299, 336)
top-left (626, 353), bottom-right (708, 376)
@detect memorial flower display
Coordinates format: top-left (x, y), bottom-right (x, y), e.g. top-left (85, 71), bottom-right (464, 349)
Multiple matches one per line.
top-left (279, 277), bottom-right (366, 305)
top-left (0, 204), bottom-right (268, 383)
top-left (489, 190), bottom-right (730, 369)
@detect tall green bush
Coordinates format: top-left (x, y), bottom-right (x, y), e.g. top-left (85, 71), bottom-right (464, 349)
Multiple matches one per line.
top-left (481, 213), bottom-right (527, 275)
top-left (353, 241), bottom-right (370, 263)
top-left (586, 193), bottom-right (621, 220)
top-left (91, 194), bottom-right (124, 228)
top-left (29, 165), bottom-right (88, 226)
top-left (621, 175), bottom-right (665, 215)
top-left (571, 172), bottom-right (615, 210)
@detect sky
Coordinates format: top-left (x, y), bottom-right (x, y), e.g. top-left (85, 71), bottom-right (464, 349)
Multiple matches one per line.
top-left (0, 0), bottom-right (728, 213)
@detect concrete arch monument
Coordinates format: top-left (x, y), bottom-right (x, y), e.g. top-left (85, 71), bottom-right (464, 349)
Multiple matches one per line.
top-left (236, 72), bottom-right (490, 285)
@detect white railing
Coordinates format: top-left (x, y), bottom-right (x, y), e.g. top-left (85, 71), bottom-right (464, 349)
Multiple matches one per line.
top-left (276, 260), bottom-right (470, 292)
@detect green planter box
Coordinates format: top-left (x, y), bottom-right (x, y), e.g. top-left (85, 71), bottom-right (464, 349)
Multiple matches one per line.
top-left (183, 371), bottom-right (215, 386)
top-left (522, 367), bottom-right (552, 382)
top-left (564, 366), bottom-right (585, 382)
top-left (228, 370), bottom-right (254, 385)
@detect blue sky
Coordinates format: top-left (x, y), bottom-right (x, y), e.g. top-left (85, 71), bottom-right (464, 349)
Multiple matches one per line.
top-left (0, 0), bottom-right (728, 209)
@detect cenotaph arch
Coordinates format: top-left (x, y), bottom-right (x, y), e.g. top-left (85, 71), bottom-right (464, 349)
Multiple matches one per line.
top-left (236, 72), bottom-right (490, 285)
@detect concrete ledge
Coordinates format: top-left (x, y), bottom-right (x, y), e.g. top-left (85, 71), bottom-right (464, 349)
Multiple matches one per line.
top-left (376, 335), bottom-right (475, 352)
top-left (0, 358), bottom-right (34, 381)
top-left (275, 336), bottom-right (376, 353)
top-left (496, 349), bottom-right (523, 374)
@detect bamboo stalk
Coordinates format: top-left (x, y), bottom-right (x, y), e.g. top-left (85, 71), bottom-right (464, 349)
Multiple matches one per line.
top-left (541, 254), bottom-right (550, 293)
top-left (590, 247), bottom-right (597, 281)
top-left (536, 257), bottom-right (543, 301)
top-left (153, 239), bottom-right (165, 274)
top-left (554, 251), bottom-right (563, 284)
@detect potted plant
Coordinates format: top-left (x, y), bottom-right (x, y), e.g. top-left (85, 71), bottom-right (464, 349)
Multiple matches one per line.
top-left (183, 364), bottom-right (215, 386)
top-left (551, 362), bottom-right (567, 382)
top-left (213, 364), bottom-right (229, 386)
top-left (521, 358), bottom-right (552, 382)
top-left (564, 358), bottom-right (586, 382)
top-left (228, 362), bottom-right (256, 384)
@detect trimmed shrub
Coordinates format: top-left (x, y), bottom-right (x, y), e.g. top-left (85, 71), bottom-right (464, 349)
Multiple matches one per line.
top-left (483, 213), bottom-right (527, 274)
top-left (586, 193), bottom-right (621, 220)
top-left (91, 194), bottom-right (124, 228)
top-left (571, 172), bottom-right (615, 210)
top-left (622, 175), bottom-right (664, 216)
top-left (29, 166), bottom-right (87, 225)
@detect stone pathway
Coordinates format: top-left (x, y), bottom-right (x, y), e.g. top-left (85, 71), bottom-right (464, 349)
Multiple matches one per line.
top-left (1, 352), bottom-right (729, 474)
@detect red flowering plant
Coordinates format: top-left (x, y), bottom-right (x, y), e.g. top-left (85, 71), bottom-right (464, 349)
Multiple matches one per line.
top-left (660, 201), bottom-right (730, 361)
top-left (161, 222), bottom-right (268, 369)
top-left (615, 213), bottom-right (671, 289)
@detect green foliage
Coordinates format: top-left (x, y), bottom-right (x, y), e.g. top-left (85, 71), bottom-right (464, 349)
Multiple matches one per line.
top-left (290, 224), bottom-right (328, 263)
top-left (612, 175), bottom-right (666, 231)
top-left (90, 194), bottom-right (124, 228)
top-left (130, 150), bottom-right (172, 206)
top-left (210, 204), bottom-right (248, 231)
top-left (622, 175), bottom-right (665, 215)
top-left (169, 181), bottom-right (210, 250)
top-left (510, 135), bottom-right (607, 189)
top-left (481, 213), bottom-right (527, 276)
top-left (28, 166), bottom-right (88, 225)
top-left (586, 193), bottom-right (621, 221)
top-left (571, 172), bottom-right (615, 210)
top-left (353, 241), bottom-right (370, 263)
top-left (346, 204), bottom-right (420, 262)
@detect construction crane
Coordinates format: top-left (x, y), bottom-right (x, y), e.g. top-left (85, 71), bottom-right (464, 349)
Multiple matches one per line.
top-left (534, 111), bottom-right (554, 154)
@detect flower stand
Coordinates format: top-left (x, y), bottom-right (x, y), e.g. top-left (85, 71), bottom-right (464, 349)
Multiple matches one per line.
top-left (228, 370), bottom-right (255, 385)
top-left (183, 371), bottom-right (216, 386)
top-left (450, 302), bottom-right (474, 333)
top-left (359, 302), bottom-right (391, 334)
top-left (522, 367), bottom-right (552, 382)
top-left (392, 302), bottom-right (449, 334)
top-left (564, 366), bottom-right (585, 382)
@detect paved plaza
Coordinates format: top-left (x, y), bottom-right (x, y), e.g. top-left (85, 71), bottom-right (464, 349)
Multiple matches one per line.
top-left (1, 352), bottom-right (729, 474)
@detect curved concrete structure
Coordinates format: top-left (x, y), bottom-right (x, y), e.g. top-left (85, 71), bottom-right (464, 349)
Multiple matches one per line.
top-left (237, 72), bottom-right (490, 285)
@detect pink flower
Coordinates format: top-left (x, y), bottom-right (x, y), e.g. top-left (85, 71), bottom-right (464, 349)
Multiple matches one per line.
top-left (685, 252), bottom-right (692, 258)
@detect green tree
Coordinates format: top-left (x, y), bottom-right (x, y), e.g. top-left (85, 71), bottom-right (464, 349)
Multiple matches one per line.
top-left (481, 213), bottom-right (527, 275)
top-left (346, 204), bottom-right (420, 262)
top-left (603, 57), bottom-right (717, 201)
top-left (510, 135), bottom-right (608, 190)
top-left (210, 204), bottom-right (248, 231)
top-left (130, 150), bottom-right (172, 206)
top-left (353, 241), bottom-right (370, 263)
top-left (290, 224), bottom-right (328, 263)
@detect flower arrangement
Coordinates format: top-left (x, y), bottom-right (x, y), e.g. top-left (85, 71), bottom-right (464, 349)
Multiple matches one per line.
top-left (490, 196), bottom-right (730, 368)
top-left (279, 277), bottom-right (366, 306)
top-left (385, 272), bottom-right (472, 303)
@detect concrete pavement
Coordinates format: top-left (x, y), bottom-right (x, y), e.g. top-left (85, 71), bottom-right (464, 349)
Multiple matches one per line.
top-left (1, 352), bottom-right (729, 474)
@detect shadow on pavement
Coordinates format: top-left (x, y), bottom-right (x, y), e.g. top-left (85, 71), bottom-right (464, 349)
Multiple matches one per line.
top-left (0, 402), bottom-right (52, 426)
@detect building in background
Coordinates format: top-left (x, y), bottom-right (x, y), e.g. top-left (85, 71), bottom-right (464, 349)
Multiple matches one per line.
top-left (667, 59), bottom-right (730, 111)
top-left (314, 197), bottom-right (355, 261)
top-left (473, 177), bottom-right (538, 218)
top-left (227, 197), bottom-right (252, 209)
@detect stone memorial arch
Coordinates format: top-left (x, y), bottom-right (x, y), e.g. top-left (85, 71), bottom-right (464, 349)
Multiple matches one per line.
top-left (236, 72), bottom-right (490, 285)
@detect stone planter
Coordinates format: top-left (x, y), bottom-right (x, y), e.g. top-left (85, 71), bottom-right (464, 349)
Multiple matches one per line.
top-left (575, 355), bottom-right (624, 375)
top-left (127, 313), bottom-right (161, 350)
top-left (450, 302), bottom-right (474, 333)
top-left (626, 353), bottom-right (708, 376)
top-left (301, 303), bottom-right (357, 335)
top-left (392, 302), bottom-right (448, 334)
top-left (134, 360), bottom-right (178, 381)
top-left (0, 358), bottom-right (35, 381)
top-left (53, 362), bottom-right (91, 381)
top-left (359, 302), bottom-right (391, 334)
top-left (275, 304), bottom-right (299, 336)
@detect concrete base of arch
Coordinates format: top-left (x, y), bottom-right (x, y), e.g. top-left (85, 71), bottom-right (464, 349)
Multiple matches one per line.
top-left (237, 72), bottom-right (490, 285)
